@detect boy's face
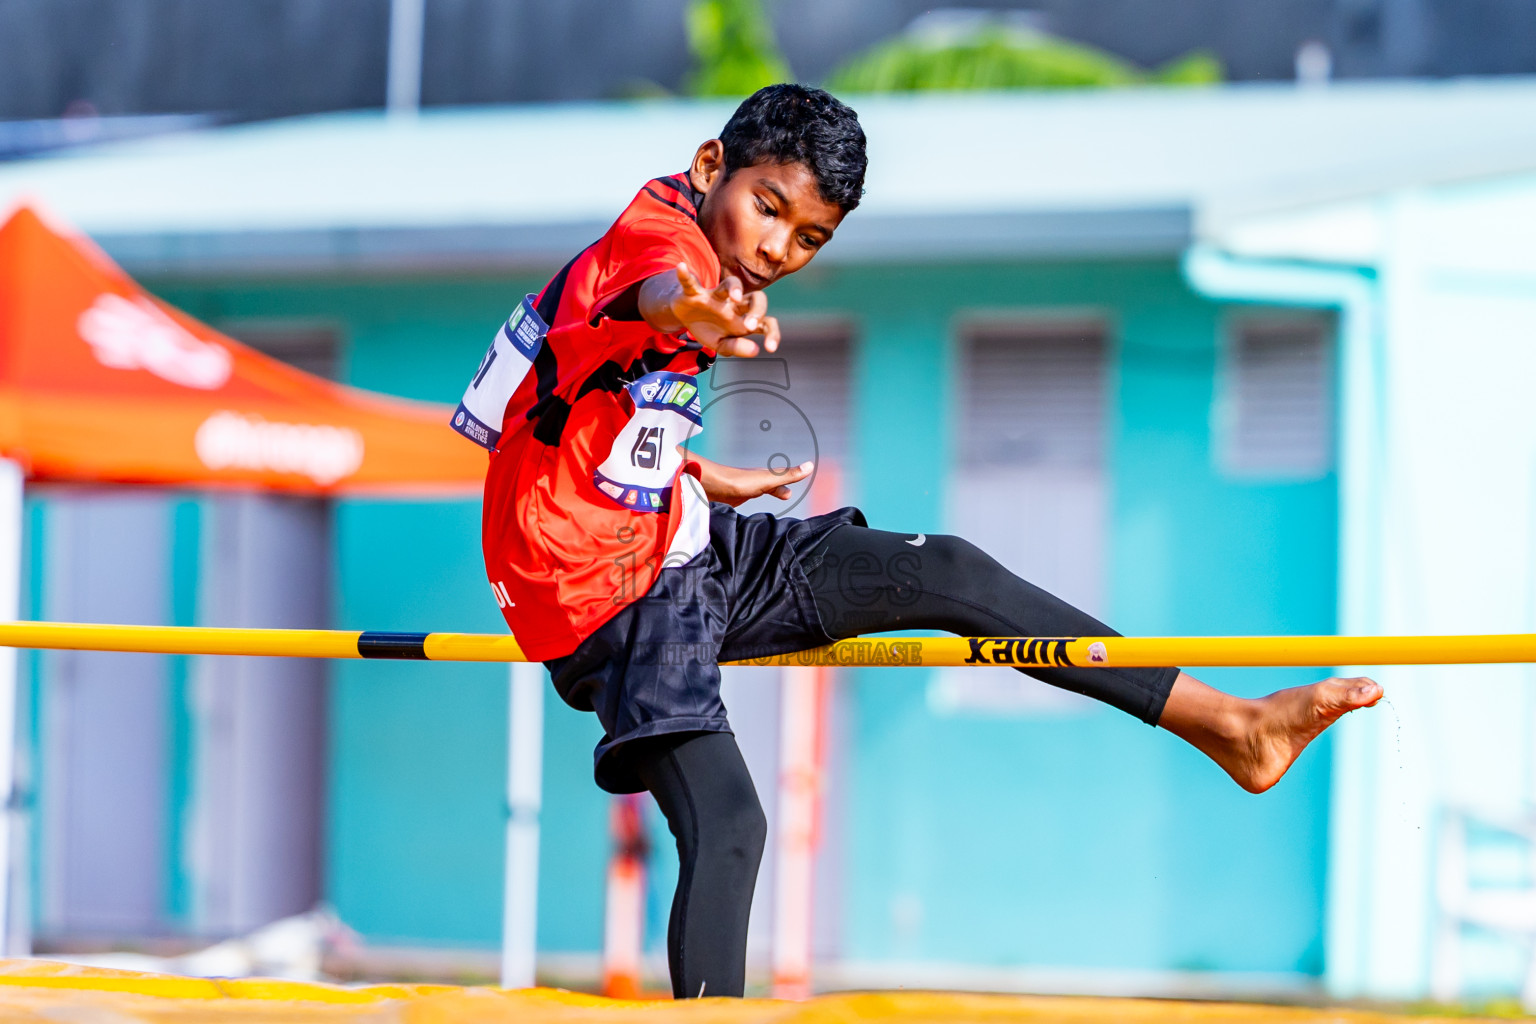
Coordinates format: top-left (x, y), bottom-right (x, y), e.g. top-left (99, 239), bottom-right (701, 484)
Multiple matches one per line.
top-left (690, 140), bottom-right (845, 293)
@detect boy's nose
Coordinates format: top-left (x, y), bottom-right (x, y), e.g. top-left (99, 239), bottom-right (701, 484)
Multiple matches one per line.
top-left (759, 231), bottom-right (788, 266)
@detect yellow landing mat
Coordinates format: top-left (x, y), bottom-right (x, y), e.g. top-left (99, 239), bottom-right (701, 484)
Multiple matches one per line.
top-left (0, 959), bottom-right (1511, 1023)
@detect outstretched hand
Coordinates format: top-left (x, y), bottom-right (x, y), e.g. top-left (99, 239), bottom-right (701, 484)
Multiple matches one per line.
top-left (657, 263), bottom-right (780, 358)
top-left (690, 454), bottom-right (812, 506)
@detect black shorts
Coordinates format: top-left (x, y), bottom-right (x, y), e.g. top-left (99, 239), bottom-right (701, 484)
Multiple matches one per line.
top-left (545, 503), bottom-right (865, 793)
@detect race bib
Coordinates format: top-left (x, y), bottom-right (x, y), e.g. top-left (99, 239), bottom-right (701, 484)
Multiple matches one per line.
top-left (593, 372), bottom-right (704, 512)
top-left (450, 294), bottom-right (548, 449)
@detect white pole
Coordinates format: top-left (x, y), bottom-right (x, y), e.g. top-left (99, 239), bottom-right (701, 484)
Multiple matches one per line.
top-left (770, 465), bottom-right (839, 998)
top-left (771, 663), bottom-right (822, 999)
top-left (599, 795), bottom-right (647, 998)
top-left (501, 661), bottom-right (543, 988)
top-left (386, 0), bottom-right (426, 116)
top-left (0, 459), bottom-right (23, 957)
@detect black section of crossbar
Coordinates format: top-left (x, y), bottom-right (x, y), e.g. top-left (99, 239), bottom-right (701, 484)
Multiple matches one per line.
top-left (356, 631), bottom-right (430, 659)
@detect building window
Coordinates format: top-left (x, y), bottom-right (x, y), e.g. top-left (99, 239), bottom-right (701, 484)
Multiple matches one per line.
top-left (936, 319), bottom-right (1109, 717)
top-left (1215, 316), bottom-right (1334, 479)
top-left (957, 322), bottom-right (1108, 473)
top-left (950, 319), bottom-right (1108, 614)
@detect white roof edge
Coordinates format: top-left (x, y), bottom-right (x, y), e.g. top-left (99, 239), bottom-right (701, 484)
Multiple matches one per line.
top-left (3, 78), bottom-right (1535, 268)
top-left (103, 206), bottom-right (1192, 277)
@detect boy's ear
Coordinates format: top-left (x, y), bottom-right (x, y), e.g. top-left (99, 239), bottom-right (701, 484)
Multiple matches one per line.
top-left (691, 139), bottom-right (727, 195)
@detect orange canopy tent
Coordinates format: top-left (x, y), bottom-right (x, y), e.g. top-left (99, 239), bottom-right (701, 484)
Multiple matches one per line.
top-left (0, 205), bottom-right (485, 495)
top-left (0, 204), bottom-right (493, 961)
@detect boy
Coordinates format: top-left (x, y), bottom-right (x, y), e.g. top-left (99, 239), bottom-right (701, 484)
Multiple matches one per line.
top-left (457, 84), bottom-right (1381, 999)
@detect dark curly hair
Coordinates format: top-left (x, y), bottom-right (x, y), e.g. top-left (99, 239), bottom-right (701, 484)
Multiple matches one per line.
top-left (718, 84), bottom-right (867, 214)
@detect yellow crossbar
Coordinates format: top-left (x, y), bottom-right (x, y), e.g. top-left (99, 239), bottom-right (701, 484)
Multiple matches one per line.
top-left (0, 621), bottom-right (1532, 668)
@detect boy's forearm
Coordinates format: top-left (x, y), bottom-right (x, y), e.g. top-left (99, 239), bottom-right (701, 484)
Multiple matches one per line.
top-left (636, 263), bottom-right (766, 358)
top-left (638, 272), bottom-right (685, 334)
top-left (685, 453), bottom-right (753, 504)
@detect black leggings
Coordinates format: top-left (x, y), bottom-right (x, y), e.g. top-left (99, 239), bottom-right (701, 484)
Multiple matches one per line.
top-left (627, 523), bottom-right (1180, 999)
top-left (805, 525), bottom-right (1180, 724)
top-left (629, 730), bottom-right (766, 999)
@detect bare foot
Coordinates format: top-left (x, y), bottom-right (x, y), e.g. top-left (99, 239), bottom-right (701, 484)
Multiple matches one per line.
top-left (1160, 674), bottom-right (1383, 794)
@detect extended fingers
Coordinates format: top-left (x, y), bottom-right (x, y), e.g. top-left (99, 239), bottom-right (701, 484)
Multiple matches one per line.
top-left (766, 462), bottom-right (813, 499)
top-left (675, 262), bottom-right (703, 297)
top-left (679, 271), bottom-right (767, 350)
top-left (781, 460), bottom-right (814, 483)
top-left (760, 315), bottom-right (781, 353)
top-left (715, 335), bottom-right (760, 358)
top-left (740, 290), bottom-right (768, 332)
top-left (703, 275), bottom-right (756, 334)
top-left (714, 274), bottom-right (745, 306)
top-left (718, 312), bottom-right (777, 358)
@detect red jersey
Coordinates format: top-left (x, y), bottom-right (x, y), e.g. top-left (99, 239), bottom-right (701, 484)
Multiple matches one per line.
top-left (461, 174), bottom-right (721, 660)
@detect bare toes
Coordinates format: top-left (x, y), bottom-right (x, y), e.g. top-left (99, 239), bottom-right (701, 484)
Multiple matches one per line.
top-left (1325, 677), bottom-right (1383, 715)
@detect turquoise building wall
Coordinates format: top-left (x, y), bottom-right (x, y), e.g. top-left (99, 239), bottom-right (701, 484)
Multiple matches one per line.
top-left (149, 255), bottom-right (1337, 974)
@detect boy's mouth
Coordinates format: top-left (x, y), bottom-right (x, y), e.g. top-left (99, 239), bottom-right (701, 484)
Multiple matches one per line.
top-left (731, 262), bottom-right (772, 291)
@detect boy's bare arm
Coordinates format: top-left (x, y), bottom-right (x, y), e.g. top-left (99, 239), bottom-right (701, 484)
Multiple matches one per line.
top-left (638, 262), bottom-right (780, 358)
top-left (686, 452), bottom-right (813, 506)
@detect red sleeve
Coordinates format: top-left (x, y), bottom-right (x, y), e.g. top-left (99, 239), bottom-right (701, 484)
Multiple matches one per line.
top-left (590, 214), bottom-right (720, 318)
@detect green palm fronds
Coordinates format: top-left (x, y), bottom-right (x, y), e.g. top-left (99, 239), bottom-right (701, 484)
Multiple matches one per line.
top-left (685, 0), bottom-right (793, 97)
top-left (827, 23), bottom-right (1222, 94)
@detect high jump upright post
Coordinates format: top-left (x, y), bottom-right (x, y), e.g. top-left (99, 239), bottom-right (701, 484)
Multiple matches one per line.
top-left (0, 459), bottom-right (22, 959)
top-left (501, 661), bottom-right (544, 988)
top-left (771, 466), bottom-right (839, 999)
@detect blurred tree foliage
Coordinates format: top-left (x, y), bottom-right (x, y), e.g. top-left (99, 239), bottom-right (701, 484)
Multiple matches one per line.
top-left (828, 22), bottom-right (1223, 93)
top-left (685, 0), bottom-right (792, 97)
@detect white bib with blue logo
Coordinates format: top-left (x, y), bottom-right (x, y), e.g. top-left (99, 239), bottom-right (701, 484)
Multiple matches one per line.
top-left (450, 294), bottom-right (548, 450)
top-left (593, 372), bottom-right (704, 512)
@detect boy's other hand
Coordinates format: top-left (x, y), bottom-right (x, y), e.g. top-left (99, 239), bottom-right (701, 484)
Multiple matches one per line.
top-left (640, 263), bottom-right (780, 358)
top-left (690, 454), bottom-right (812, 506)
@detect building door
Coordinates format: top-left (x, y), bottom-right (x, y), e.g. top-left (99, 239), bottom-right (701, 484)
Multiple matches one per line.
top-left (937, 319), bottom-right (1108, 715)
top-left (191, 494), bottom-right (329, 937)
top-left (39, 492), bottom-right (172, 938)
